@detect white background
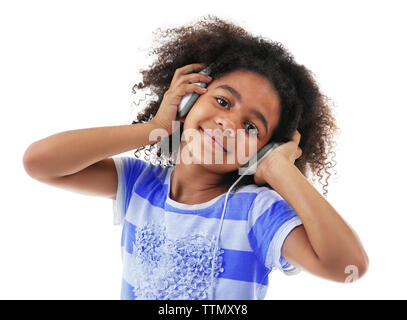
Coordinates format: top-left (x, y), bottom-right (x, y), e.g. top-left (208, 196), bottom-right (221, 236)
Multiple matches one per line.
top-left (1, 0), bottom-right (406, 299)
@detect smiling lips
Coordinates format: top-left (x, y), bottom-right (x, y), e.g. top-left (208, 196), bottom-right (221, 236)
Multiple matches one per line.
top-left (201, 127), bottom-right (228, 153)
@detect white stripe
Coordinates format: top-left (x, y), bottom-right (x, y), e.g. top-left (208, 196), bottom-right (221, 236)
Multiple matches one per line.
top-left (124, 191), bottom-right (254, 252)
top-left (265, 216), bottom-right (303, 275)
top-left (112, 157), bottom-right (125, 225)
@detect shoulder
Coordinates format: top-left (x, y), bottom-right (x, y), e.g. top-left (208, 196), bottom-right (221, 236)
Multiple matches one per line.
top-left (114, 156), bottom-right (169, 176)
top-left (229, 184), bottom-right (286, 221)
top-left (240, 184), bottom-right (295, 225)
top-left (236, 184), bottom-right (284, 205)
top-left (114, 156), bottom-right (171, 192)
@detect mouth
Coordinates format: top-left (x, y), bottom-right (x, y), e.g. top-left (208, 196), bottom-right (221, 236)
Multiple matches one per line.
top-left (200, 127), bottom-right (229, 153)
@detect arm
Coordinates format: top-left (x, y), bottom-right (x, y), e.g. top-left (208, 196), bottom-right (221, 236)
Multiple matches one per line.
top-left (264, 157), bottom-right (369, 283)
top-left (23, 122), bottom-right (167, 180)
top-left (23, 63), bottom-right (208, 181)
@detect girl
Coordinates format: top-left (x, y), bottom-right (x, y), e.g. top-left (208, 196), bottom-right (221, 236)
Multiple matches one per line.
top-left (23, 15), bottom-right (368, 300)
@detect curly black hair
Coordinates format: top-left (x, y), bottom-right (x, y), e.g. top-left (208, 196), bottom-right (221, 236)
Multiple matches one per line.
top-left (130, 15), bottom-right (339, 197)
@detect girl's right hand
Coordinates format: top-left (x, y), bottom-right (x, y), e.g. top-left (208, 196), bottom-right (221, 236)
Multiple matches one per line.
top-left (150, 63), bottom-right (213, 135)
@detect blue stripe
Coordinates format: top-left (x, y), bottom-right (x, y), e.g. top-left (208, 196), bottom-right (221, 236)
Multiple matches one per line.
top-left (121, 219), bottom-right (136, 254)
top-left (121, 220), bottom-right (268, 285)
top-left (280, 256), bottom-right (291, 269)
top-left (122, 157), bottom-right (146, 214)
top-left (120, 278), bottom-right (135, 300)
top-left (164, 192), bottom-right (257, 221)
top-left (220, 249), bottom-right (269, 285)
top-left (248, 200), bottom-right (298, 267)
top-left (134, 169), bottom-right (168, 209)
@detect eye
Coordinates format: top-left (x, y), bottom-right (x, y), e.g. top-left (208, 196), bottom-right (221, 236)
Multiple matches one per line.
top-left (245, 122), bottom-right (259, 137)
top-left (216, 96), bottom-right (230, 109)
top-left (215, 96), bottom-right (260, 138)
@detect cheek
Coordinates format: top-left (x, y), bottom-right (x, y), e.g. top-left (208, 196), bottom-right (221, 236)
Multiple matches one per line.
top-left (232, 133), bottom-right (259, 161)
top-left (183, 102), bottom-right (209, 128)
top-left (182, 113), bottom-right (198, 131)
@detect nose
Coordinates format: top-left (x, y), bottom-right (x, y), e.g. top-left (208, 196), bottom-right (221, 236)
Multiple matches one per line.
top-left (224, 128), bottom-right (234, 137)
top-left (215, 117), bottom-right (235, 138)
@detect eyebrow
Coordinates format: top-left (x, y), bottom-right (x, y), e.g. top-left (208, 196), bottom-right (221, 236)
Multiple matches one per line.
top-left (215, 84), bottom-right (269, 134)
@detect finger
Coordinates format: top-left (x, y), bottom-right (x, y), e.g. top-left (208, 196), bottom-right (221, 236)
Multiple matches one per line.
top-left (174, 72), bottom-right (212, 88)
top-left (295, 147), bottom-right (302, 159)
top-left (292, 130), bottom-right (301, 144)
top-left (182, 73), bottom-right (212, 84)
top-left (175, 63), bottom-right (207, 77)
top-left (173, 83), bottom-right (207, 98)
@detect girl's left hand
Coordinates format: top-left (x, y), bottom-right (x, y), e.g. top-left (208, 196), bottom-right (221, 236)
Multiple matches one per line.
top-left (254, 130), bottom-right (303, 185)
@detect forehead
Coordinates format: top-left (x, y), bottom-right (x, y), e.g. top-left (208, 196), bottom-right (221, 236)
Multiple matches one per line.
top-left (211, 70), bottom-right (281, 129)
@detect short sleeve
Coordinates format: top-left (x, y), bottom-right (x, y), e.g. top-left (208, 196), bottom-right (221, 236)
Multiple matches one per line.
top-left (247, 189), bottom-right (303, 275)
top-left (112, 156), bottom-right (147, 226)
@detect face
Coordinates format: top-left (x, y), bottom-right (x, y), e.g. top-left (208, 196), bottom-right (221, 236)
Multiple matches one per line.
top-left (179, 70), bottom-right (281, 173)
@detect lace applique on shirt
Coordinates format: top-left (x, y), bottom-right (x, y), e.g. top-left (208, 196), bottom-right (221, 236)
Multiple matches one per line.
top-left (127, 223), bottom-right (224, 300)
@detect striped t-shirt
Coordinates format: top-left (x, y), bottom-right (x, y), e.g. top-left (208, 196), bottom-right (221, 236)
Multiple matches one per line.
top-left (112, 156), bottom-right (303, 300)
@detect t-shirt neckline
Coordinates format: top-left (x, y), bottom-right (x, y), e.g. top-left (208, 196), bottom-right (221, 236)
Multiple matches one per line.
top-left (165, 166), bottom-right (227, 210)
